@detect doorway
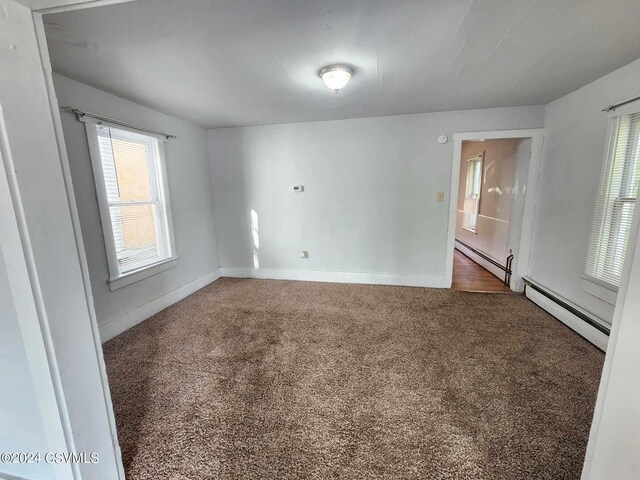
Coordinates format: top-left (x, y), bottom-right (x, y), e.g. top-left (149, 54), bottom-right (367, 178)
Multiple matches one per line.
top-left (445, 130), bottom-right (545, 292)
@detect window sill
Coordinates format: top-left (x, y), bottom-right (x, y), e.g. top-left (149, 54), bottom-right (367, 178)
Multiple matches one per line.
top-left (580, 274), bottom-right (618, 306)
top-left (461, 226), bottom-right (478, 234)
top-left (108, 256), bottom-right (179, 291)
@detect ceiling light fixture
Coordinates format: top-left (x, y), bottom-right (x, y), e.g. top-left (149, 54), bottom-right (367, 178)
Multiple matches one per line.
top-left (319, 65), bottom-right (353, 93)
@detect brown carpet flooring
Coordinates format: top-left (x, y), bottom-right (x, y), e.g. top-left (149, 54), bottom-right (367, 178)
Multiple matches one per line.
top-left (103, 278), bottom-right (604, 480)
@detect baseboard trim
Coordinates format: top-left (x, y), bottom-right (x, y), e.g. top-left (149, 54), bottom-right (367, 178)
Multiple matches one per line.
top-left (220, 267), bottom-right (448, 288)
top-left (524, 278), bottom-right (609, 351)
top-left (454, 240), bottom-right (506, 283)
top-left (98, 269), bottom-right (222, 343)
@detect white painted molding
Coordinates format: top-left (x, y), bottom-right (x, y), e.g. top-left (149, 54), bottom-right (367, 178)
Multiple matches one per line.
top-left (220, 267), bottom-right (448, 288)
top-left (23, 0), bottom-right (135, 14)
top-left (446, 128), bottom-right (545, 292)
top-left (451, 129), bottom-right (546, 141)
top-left (525, 282), bottom-right (609, 351)
top-left (99, 266), bottom-right (445, 342)
top-left (34, 14), bottom-right (125, 478)
top-left (99, 269), bottom-right (222, 342)
top-left (108, 257), bottom-right (179, 291)
top-left (0, 107), bottom-right (75, 480)
top-left (581, 276), bottom-right (618, 306)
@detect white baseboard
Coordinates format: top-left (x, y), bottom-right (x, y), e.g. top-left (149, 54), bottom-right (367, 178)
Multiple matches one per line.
top-left (98, 269), bottom-right (222, 343)
top-left (220, 267), bottom-right (448, 288)
top-left (524, 279), bottom-right (609, 351)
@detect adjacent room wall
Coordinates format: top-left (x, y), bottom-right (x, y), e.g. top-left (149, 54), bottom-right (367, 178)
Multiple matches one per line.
top-left (209, 106), bottom-right (544, 285)
top-left (455, 138), bottom-right (530, 269)
top-left (54, 74), bottom-right (220, 337)
top-left (529, 58), bottom-right (640, 325)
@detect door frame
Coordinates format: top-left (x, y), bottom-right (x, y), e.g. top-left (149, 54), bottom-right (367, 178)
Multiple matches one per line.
top-left (445, 129), bottom-right (546, 291)
top-left (31, 8), bottom-right (125, 480)
top-left (5, 1), bottom-right (136, 479)
top-left (0, 114), bottom-right (75, 480)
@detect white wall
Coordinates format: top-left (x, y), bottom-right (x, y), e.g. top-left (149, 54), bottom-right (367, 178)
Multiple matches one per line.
top-left (455, 138), bottom-right (531, 264)
top-left (54, 74), bottom-right (220, 332)
top-left (529, 58), bottom-right (640, 324)
top-left (209, 106), bottom-right (544, 285)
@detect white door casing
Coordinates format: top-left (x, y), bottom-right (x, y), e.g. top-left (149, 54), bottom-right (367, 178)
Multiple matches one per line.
top-left (446, 129), bottom-right (545, 291)
top-left (0, 1), bottom-right (128, 478)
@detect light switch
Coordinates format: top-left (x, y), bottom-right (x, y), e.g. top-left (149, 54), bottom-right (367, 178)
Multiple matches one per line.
top-left (293, 185), bottom-right (304, 192)
top-left (436, 192), bottom-right (445, 202)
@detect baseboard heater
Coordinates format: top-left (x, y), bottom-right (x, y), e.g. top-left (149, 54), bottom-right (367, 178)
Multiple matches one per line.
top-left (523, 277), bottom-right (610, 351)
top-left (455, 238), bottom-right (514, 287)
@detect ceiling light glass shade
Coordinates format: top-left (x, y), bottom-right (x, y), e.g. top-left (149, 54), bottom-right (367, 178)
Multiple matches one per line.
top-left (320, 65), bottom-right (353, 92)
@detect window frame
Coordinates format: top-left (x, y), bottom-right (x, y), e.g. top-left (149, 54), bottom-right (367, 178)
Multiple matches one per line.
top-left (84, 119), bottom-right (178, 291)
top-left (461, 153), bottom-right (483, 233)
top-left (584, 102), bottom-right (640, 295)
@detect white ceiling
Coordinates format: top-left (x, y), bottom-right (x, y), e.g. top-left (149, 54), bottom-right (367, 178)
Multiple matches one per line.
top-left (44, 0), bottom-right (640, 128)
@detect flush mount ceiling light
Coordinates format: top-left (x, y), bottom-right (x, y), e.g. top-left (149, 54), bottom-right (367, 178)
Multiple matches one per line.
top-left (319, 65), bottom-right (353, 93)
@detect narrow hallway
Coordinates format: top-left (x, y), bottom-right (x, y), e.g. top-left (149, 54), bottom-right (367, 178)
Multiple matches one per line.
top-left (452, 249), bottom-right (511, 293)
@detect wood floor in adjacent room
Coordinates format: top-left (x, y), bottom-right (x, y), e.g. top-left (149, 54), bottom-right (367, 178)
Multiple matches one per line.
top-left (103, 278), bottom-right (603, 480)
top-left (452, 249), bottom-right (511, 293)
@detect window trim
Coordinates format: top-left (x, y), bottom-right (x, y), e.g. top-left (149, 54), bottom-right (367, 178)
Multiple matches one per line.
top-left (580, 274), bottom-right (618, 306)
top-left (584, 103), bottom-right (640, 291)
top-left (108, 256), bottom-right (178, 291)
top-left (462, 153), bottom-right (483, 233)
top-left (84, 121), bottom-right (177, 289)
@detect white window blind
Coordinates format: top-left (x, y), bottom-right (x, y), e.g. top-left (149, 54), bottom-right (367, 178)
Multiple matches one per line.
top-left (88, 124), bottom-right (175, 280)
top-left (585, 112), bottom-right (640, 288)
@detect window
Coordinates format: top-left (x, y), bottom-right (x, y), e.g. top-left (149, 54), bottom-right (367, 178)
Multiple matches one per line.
top-left (585, 111), bottom-right (640, 289)
top-left (85, 121), bottom-right (176, 290)
top-left (462, 154), bottom-right (483, 232)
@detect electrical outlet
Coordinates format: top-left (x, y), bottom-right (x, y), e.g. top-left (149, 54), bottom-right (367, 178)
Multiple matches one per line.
top-left (300, 250), bottom-right (309, 259)
top-left (436, 192), bottom-right (445, 202)
top-left (293, 185), bottom-right (304, 193)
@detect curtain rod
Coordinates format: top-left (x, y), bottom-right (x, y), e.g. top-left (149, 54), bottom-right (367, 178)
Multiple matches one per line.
top-left (602, 94), bottom-right (640, 113)
top-left (60, 107), bottom-right (177, 140)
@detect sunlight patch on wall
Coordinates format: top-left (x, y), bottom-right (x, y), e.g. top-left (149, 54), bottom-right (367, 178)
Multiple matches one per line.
top-left (251, 209), bottom-right (260, 269)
